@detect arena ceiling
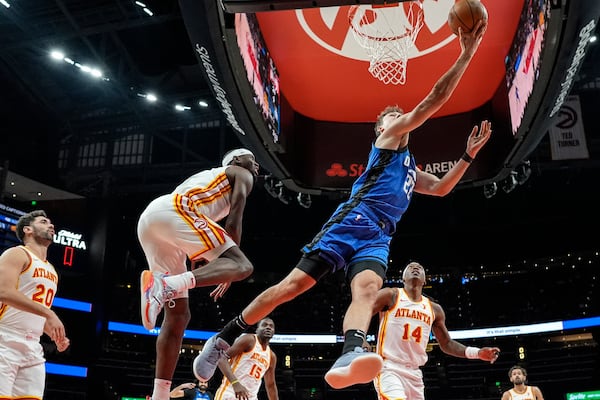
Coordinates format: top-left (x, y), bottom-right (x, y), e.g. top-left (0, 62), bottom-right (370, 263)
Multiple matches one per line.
top-left (0, 0), bottom-right (599, 201)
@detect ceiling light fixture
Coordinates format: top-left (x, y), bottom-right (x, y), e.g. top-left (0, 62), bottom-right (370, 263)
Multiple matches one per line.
top-left (277, 185), bottom-right (291, 205)
top-left (50, 50), bottom-right (65, 60)
top-left (50, 50), bottom-right (109, 81)
top-left (515, 161), bottom-right (532, 185)
top-left (134, 1), bottom-right (153, 16)
top-left (263, 176), bottom-right (279, 198)
top-left (483, 182), bottom-right (497, 199)
top-left (297, 193), bottom-right (312, 209)
top-left (501, 171), bottom-right (518, 193)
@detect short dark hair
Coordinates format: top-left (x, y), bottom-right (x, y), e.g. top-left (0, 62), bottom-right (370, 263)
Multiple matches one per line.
top-left (508, 365), bottom-right (527, 378)
top-left (374, 105), bottom-right (404, 136)
top-left (16, 210), bottom-right (48, 242)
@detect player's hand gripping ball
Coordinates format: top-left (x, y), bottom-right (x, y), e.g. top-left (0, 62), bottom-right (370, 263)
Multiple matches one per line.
top-left (448, 0), bottom-right (488, 35)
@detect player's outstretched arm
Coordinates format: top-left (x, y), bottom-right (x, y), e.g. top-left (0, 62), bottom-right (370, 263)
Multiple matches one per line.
top-left (372, 287), bottom-right (397, 315)
top-left (382, 19), bottom-right (488, 141)
top-left (415, 120), bottom-right (492, 196)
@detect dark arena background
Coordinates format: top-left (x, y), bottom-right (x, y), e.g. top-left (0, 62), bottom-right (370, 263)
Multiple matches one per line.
top-left (0, 1), bottom-right (599, 400)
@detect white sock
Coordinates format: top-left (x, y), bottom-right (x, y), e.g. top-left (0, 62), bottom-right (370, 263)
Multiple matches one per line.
top-left (163, 271), bottom-right (196, 291)
top-left (152, 378), bottom-right (172, 400)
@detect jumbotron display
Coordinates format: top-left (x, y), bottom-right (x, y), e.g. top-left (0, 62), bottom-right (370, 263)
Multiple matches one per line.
top-left (181, 0), bottom-right (599, 196)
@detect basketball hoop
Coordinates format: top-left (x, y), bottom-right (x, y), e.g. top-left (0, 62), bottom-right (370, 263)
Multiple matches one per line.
top-left (348, 2), bottom-right (424, 85)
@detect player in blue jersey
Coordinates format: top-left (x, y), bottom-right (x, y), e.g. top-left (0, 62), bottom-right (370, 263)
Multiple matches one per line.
top-left (189, 20), bottom-right (490, 390)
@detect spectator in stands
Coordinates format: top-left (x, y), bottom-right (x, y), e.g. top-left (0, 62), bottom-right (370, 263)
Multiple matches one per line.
top-left (501, 365), bottom-right (544, 400)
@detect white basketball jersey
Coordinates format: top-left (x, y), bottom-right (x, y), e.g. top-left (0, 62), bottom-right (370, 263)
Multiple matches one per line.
top-left (172, 167), bottom-right (232, 222)
top-left (216, 334), bottom-right (271, 400)
top-left (508, 386), bottom-right (536, 400)
top-left (0, 246), bottom-right (58, 337)
top-left (376, 288), bottom-right (435, 367)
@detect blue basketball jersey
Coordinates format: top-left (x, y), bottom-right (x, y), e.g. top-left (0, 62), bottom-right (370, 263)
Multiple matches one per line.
top-left (348, 144), bottom-right (416, 232)
top-left (303, 144), bottom-right (416, 271)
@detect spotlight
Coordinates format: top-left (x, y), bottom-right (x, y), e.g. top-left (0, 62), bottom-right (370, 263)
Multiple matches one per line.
top-left (515, 161), bottom-right (531, 185)
top-left (501, 171), bottom-right (518, 193)
top-left (297, 193), bottom-right (312, 209)
top-left (145, 93), bottom-right (157, 102)
top-left (50, 50), bottom-right (64, 60)
top-left (483, 182), bottom-right (497, 199)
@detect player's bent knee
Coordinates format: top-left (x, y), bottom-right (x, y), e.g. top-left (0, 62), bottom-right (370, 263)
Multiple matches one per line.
top-left (237, 261), bottom-right (254, 279)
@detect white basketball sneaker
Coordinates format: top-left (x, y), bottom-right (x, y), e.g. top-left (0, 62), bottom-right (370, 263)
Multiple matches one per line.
top-left (139, 270), bottom-right (176, 330)
top-left (324, 347), bottom-right (383, 389)
top-left (193, 335), bottom-right (231, 381)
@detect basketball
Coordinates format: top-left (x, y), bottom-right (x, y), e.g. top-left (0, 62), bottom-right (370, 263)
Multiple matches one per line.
top-left (447, 0), bottom-right (488, 35)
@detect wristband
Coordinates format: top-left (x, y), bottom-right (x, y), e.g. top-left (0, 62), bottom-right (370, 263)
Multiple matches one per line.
top-left (230, 379), bottom-right (239, 385)
top-left (465, 346), bottom-right (481, 359)
top-left (461, 152), bottom-right (474, 163)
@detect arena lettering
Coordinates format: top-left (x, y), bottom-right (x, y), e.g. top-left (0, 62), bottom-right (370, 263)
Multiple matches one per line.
top-left (421, 160), bottom-right (458, 174)
top-left (557, 139), bottom-right (580, 147)
top-left (550, 19), bottom-right (596, 118)
top-left (394, 308), bottom-right (431, 325)
top-left (32, 267), bottom-right (58, 284)
top-left (53, 230), bottom-right (87, 250)
top-left (195, 44), bottom-right (245, 135)
top-left (348, 163), bottom-right (365, 177)
top-left (0, 203), bottom-right (25, 216)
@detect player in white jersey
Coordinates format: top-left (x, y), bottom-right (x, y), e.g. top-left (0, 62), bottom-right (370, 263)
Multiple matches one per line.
top-left (372, 261), bottom-right (500, 400)
top-left (215, 318), bottom-right (278, 400)
top-left (501, 366), bottom-right (544, 400)
top-left (139, 148), bottom-right (260, 400)
top-left (0, 210), bottom-right (70, 399)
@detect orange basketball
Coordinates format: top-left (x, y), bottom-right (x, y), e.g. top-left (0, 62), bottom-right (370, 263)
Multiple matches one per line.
top-left (447, 0), bottom-right (488, 35)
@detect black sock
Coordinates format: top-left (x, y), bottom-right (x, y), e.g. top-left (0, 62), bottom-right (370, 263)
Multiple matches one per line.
top-left (341, 329), bottom-right (367, 354)
top-left (219, 314), bottom-right (248, 344)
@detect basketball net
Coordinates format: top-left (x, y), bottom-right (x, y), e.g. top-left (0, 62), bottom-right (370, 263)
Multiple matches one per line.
top-left (348, 1), bottom-right (424, 85)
